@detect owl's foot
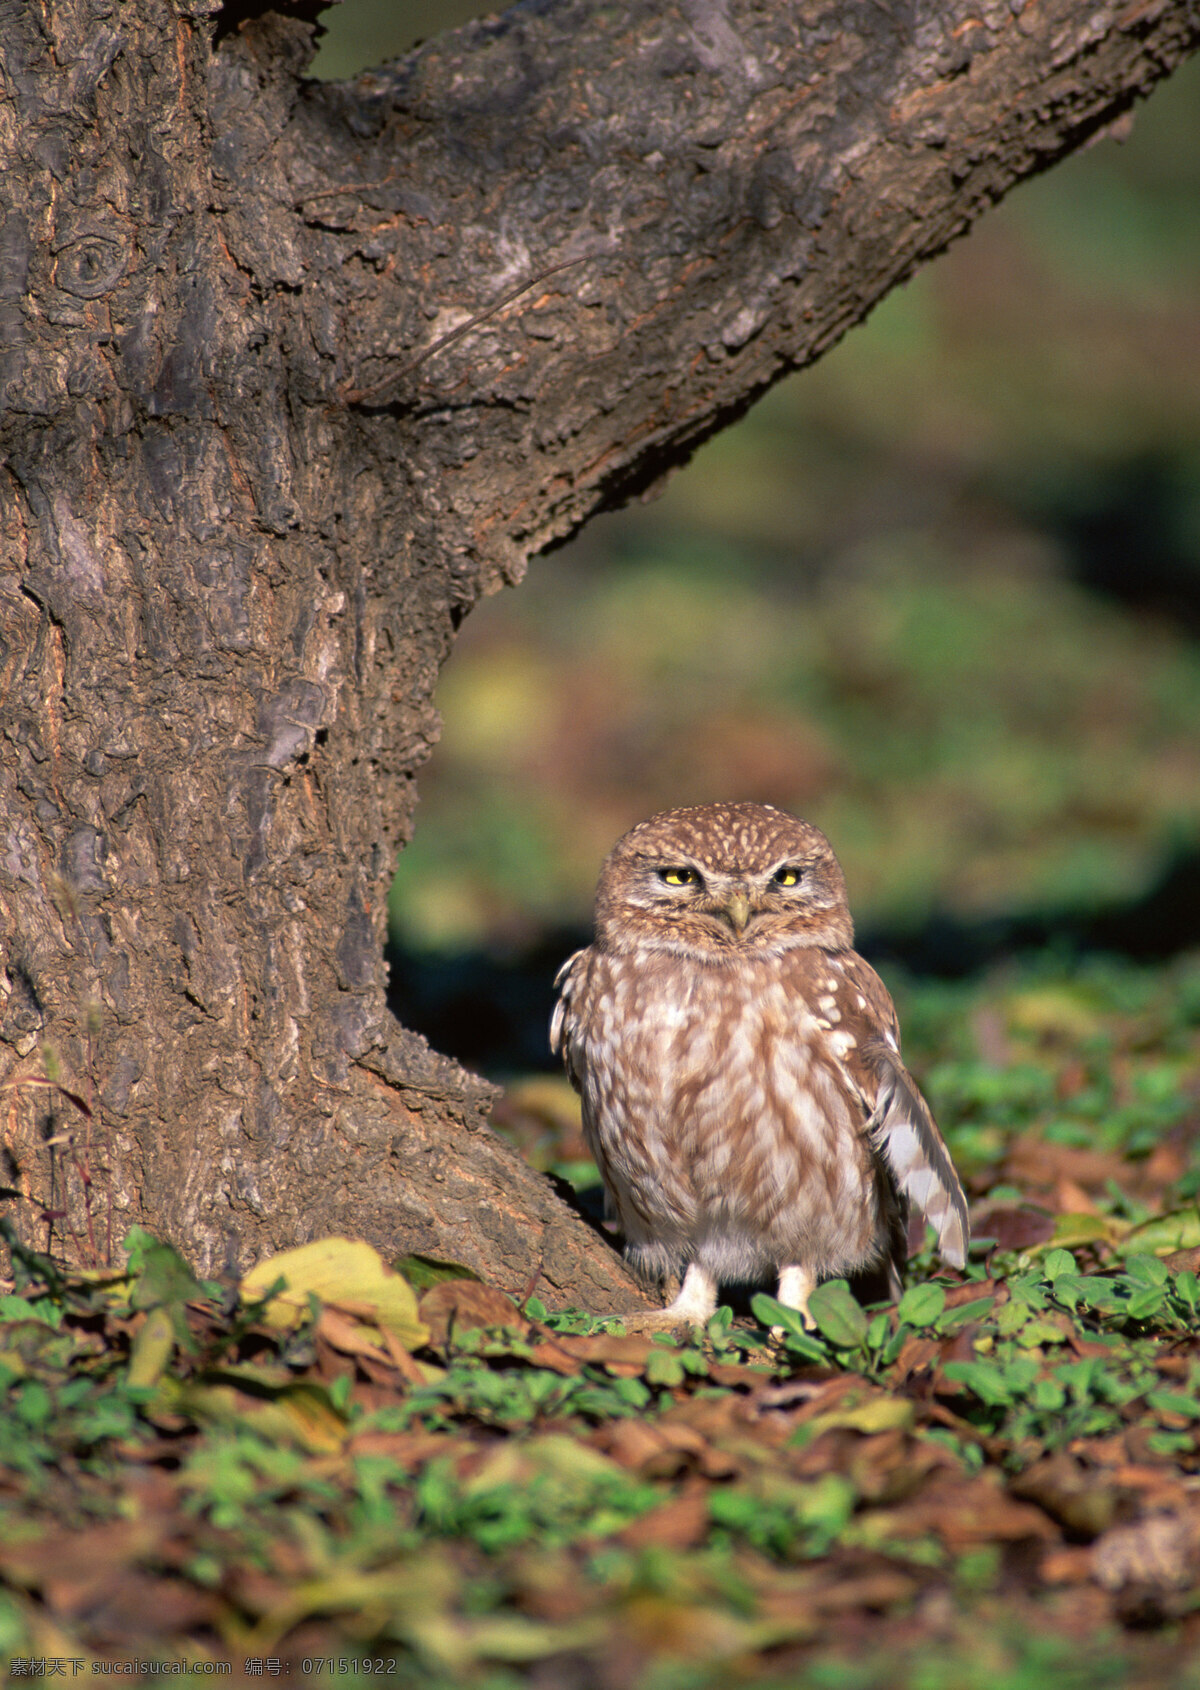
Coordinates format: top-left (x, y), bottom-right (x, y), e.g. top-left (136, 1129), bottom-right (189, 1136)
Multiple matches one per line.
top-left (616, 1261), bottom-right (718, 1332)
top-left (773, 1264), bottom-right (818, 1336)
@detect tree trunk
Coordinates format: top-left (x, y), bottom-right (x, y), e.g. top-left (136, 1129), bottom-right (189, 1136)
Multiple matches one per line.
top-left (0, 0), bottom-right (1195, 1302)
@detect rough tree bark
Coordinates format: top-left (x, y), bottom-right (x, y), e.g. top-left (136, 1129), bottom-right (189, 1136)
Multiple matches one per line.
top-left (0, 0), bottom-right (1196, 1302)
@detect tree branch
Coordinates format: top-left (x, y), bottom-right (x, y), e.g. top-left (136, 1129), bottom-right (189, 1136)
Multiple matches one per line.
top-left (222, 0), bottom-right (1200, 588)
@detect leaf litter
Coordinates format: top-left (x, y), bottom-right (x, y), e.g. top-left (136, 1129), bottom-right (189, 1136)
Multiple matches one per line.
top-left (2, 955), bottom-right (1200, 1687)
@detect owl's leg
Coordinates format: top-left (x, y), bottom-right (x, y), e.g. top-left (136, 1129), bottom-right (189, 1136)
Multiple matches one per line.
top-left (615, 1261), bottom-right (718, 1331)
top-left (664, 1261), bottom-right (719, 1322)
top-left (775, 1264), bottom-right (817, 1332)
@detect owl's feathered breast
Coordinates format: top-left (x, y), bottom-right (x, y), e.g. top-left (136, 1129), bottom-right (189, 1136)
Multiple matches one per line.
top-left (554, 942), bottom-right (891, 1270)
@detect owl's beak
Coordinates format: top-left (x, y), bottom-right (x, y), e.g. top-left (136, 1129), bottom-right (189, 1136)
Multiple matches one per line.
top-left (720, 890), bottom-right (753, 935)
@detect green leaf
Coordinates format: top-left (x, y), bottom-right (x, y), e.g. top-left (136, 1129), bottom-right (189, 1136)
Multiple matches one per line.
top-left (750, 1292), bottom-right (809, 1336)
top-left (866, 1312), bottom-right (891, 1350)
top-left (1046, 1273), bottom-right (1090, 1312)
top-left (1073, 1277), bottom-right (1125, 1312)
top-left (1124, 1286), bottom-right (1167, 1321)
top-left (942, 1360), bottom-right (1015, 1406)
top-left (1047, 1213), bottom-right (1119, 1251)
top-left (14, 1379), bottom-right (52, 1426)
top-left (995, 1301), bottom-right (1031, 1336)
top-left (1118, 1209), bottom-right (1200, 1258)
top-left (807, 1280), bottom-right (868, 1349)
top-left (749, 1294), bottom-right (828, 1360)
top-left (784, 1329), bottom-right (831, 1362)
top-left (1042, 1248), bottom-right (1077, 1280)
top-left (934, 1296), bottom-right (995, 1334)
top-left (709, 1488), bottom-right (761, 1532)
top-left (1145, 1390), bottom-right (1200, 1421)
top-left (1016, 1317), bottom-right (1071, 1348)
top-left (1030, 1376), bottom-right (1066, 1411)
top-left (393, 1253), bottom-right (481, 1291)
top-left (896, 1282), bottom-right (946, 1329)
top-left (123, 1227), bottom-right (203, 1312)
top-left (645, 1348), bottom-right (685, 1388)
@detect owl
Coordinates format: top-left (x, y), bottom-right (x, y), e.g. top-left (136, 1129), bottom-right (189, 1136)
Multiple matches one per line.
top-left (551, 802), bottom-right (969, 1328)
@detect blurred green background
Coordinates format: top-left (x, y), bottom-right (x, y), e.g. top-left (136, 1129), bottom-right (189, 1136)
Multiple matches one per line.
top-left (314, 5), bottom-right (1200, 1076)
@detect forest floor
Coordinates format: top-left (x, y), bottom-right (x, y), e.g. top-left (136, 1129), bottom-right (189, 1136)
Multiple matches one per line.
top-left (3, 950), bottom-right (1200, 1689)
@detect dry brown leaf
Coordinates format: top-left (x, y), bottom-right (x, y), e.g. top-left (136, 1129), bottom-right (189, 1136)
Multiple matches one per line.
top-left (74, 1573), bottom-right (218, 1640)
top-left (617, 1484), bottom-right (711, 1549)
top-left (1142, 1139), bottom-right (1188, 1188)
top-left (347, 1429), bottom-right (463, 1466)
top-left (594, 1417), bottom-right (737, 1479)
top-left (899, 1474), bottom-right (1057, 1549)
top-left (548, 1331), bottom-right (659, 1374)
top-left (1004, 1134), bottom-right (1128, 1193)
top-left (1054, 1177), bottom-right (1101, 1215)
top-left (943, 1278), bottom-right (1000, 1309)
top-left (1155, 1355), bottom-right (1191, 1379)
top-left (891, 1334), bottom-right (941, 1381)
top-left (810, 1567), bottom-right (921, 1614)
top-left (1040, 1546), bottom-right (1095, 1586)
top-left (525, 1339), bottom-right (588, 1375)
top-left (970, 1201), bottom-right (1057, 1252)
top-left (665, 1391), bottom-right (750, 1443)
top-left (316, 1305), bottom-right (391, 1362)
top-left (380, 1325), bottom-right (429, 1382)
top-left (1109, 1465), bottom-right (1191, 1508)
top-left (786, 1375), bottom-right (866, 1422)
top-left (510, 1556), bottom-right (601, 1623)
top-left (707, 1361), bottom-right (775, 1388)
top-left (419, 1280), bottom-right (529, 1345)
top-left (1, 1519), bottom-right (157, 1611)
top-left (593, 1418), bottom-right (694, 1473)
top-left (848, 1429), bottom-right (939, 1504)
top-left (1009, 1453), bottom-right (1120, 1539)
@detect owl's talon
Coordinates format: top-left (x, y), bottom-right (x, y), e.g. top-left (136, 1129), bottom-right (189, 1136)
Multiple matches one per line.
top-left (612, 1307), bottom-right (704, 1334)
top-left (612, 1261), bottom-right (718, 1332)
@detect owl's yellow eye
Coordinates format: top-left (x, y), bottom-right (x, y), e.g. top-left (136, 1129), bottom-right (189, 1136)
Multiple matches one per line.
top-left (659, 867), bottom-right (700, 887)
top-left (773, 867), bottom-right (803, 888)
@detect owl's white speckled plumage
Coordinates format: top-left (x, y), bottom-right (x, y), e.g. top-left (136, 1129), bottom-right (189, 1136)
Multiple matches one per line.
top-left (552, 803), bottom-right (969, 1327)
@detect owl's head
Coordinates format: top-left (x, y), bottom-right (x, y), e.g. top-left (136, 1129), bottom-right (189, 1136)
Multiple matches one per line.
top-left (593, 802), bottom-right (854, 958)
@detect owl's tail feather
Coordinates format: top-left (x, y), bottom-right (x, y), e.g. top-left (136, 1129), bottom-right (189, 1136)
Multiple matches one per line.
top-left (865, 1045), bottom-right (970, 1269)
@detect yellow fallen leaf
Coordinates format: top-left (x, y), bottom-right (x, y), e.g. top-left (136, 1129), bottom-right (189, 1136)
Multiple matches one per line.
top-left (127, 1305), bottom-right (175, 1388)
top-left (240, 1237), bottom-right (428, 1350)
top-left (805, 1395), bottom-right (915, 1437)
top-left (461, 1433), bottom-right (624, 1496)
top-left (162, 1377), bottom-right (347, 1454)
top-left (1044, 1212), bottom-right (1127, 1251)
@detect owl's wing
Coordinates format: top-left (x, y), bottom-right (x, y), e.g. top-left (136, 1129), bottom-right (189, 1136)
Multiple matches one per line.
top-left (550, 948), bottom-right (623, 1230)
top-left (550, 947), bottom-right (590, 1093)
top-left (836, 955), bottom-right (970, 1270)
